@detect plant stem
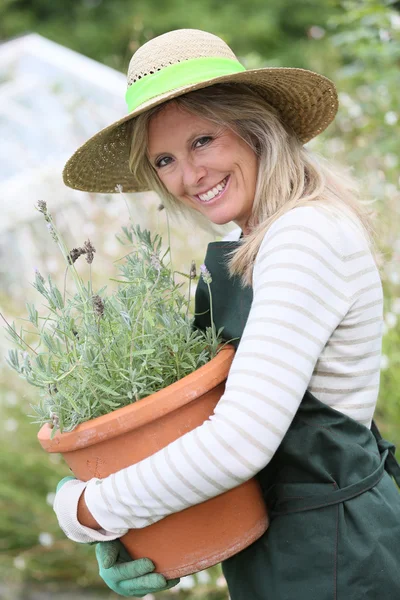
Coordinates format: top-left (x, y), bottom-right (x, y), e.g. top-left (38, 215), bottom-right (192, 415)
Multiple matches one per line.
top-left (186, 276), bottom-right (192, 320)
top-left (89, 263), bottom-right (93, 296)
top-left (63, 266), bottom-right (68, 305)
top-left (206, 281), bottom-right (217, 343)
top-left (0, 312), bottom-right (38, 355)
top-left (165, 209), bottom-right (174, 284)
top-left (61, 266), bottom-right (71, 355)
top-left (130, 267), bottom-right (161, 369)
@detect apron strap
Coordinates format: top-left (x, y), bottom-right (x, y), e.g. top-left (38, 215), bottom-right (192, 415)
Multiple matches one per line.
top-left (371, 420), bottom-right (400, 488)
top-left (269, 449), bottom-right (388, 516)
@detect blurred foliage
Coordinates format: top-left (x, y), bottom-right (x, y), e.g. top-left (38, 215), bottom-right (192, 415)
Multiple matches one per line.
top-left (1, 0), bottom-right (400, 597)
top-left (0, 0), bottom-right (340, 71)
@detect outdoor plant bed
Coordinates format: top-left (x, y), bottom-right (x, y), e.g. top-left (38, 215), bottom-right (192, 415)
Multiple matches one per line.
top-left (5, 200), bottom-right (269, 578)
top-left (38, 344), bottom-right (269, 578)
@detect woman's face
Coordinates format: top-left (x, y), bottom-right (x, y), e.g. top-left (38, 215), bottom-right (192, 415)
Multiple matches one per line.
top-left (147, 102), bottom-right (258, 233)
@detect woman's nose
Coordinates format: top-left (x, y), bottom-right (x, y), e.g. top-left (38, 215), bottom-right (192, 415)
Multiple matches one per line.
top-left (181, 159), bottom-right (207, 189)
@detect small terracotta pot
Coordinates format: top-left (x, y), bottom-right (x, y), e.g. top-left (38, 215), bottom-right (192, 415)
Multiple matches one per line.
top-left (38, 345), bottom-right (269, 579)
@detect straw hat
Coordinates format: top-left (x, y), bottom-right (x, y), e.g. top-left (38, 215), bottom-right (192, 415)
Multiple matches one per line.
top-left (63, 29), bottom-right (338, 194)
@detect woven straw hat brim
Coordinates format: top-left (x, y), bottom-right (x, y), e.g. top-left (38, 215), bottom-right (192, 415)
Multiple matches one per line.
top-left (63, 67), bottom-right (338, 194)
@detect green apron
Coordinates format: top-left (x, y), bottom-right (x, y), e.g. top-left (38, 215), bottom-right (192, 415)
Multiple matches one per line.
top-left (194, 240), bottom-right (400, 600)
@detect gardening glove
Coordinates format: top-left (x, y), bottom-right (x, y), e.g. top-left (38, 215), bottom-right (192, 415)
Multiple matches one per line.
top-left (53, 476), bottom-right (128, 543)
top-left (96, 539), bottom-right (180, 597)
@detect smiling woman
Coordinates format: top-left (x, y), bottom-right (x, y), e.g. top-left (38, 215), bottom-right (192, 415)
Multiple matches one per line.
top-left (127, 80), bottom-right (377, 285)
top-left (147, 103), bottom-right (258, 232)
top-left (56, 28), bottom-right (400, 600)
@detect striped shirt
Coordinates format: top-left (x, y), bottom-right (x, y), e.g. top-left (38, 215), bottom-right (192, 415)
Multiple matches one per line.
top-left (62, 204), bottom-right (384, 540)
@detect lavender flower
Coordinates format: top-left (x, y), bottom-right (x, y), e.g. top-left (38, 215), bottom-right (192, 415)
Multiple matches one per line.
top-left (200, 263), bottom-right (212, 285)
top-left (37, 201), bottom-right (52, 225)
top-left (46, 222), bottom-right (58, 243)
top-left (83, 239), bottom-right (96, 264)
top-left (37, 200), bottom-right (47, 215)
top-left (92, 295), bottom-right (105, 318)
top-left (68, 247), bottom-right (85, 264)
top-left (150, 253), bottom-right (161, 271)
top-left (50, 412), bottom-right (59, 428)
top-left (189, 260), bottom-right (197, 279)
top-left (68, 240), bottom-right (96, 265)
top-left (34, 268), bottom-right (45, 284)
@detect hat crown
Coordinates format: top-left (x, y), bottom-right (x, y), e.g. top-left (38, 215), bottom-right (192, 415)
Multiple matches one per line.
top-left (127, 29), bottom-right (238, 86)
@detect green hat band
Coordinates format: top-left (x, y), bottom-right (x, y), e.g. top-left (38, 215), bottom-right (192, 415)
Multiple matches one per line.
top-left (125, 56), bottom-right (246, 112)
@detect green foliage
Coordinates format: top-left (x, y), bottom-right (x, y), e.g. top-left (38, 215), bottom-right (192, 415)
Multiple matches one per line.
top-left (0, 0), bottom-right (340, 71)
top-left (4, 203), bottom-right (222, 433)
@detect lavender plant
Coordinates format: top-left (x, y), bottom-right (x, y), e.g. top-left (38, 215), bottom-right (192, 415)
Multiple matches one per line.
top-left (3, 202), bottom-right (223, 434)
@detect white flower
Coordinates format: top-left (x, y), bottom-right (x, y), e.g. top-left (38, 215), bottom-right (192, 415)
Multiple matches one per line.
top-left (384, 111), bottom-right (398, 126)
top-left (5, 418), bottom-right (18, 432)
top-left (380, 355), bottom-right (390, 370)
top-left (383, 154), bottom-right (398, 169)
top-left (39, 532), bottom-right (54, 547)
top-left (391, 298), bottom-right (400, 315)
top-left (338, 92), bottom-right (352, 107)
top-left (197, 570), bottom-right (211, 584)
top-left (385, 312), bottom-right (397, 329)
top-left (216, 574), bottom-right (228, 588)
top-left (385, 183), bottom-right (398, 199)
top-left (379, 29), bottom-right (391, 42)
top-left (348, 104), bottom-right (362, 118)
top-left (46, 492), bottom-right (56, 506)
top-left (326, 138), bottom-right (345, 154)
top-left (179, 575), bottom-right (196, 589)
top-left (308, 25), bottom-right (325, 39)
top-left (390, 13), bottom-right (400, 30)
top-left (5, 391), bottom-right (17, 406)
top-left (14, 557), bottom-right (26, 570)
top-left (387, 268), bottom-right (400, 285)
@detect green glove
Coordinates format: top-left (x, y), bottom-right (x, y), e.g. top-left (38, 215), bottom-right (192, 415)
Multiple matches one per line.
top-left (96, 539), bottom-right (180, 598)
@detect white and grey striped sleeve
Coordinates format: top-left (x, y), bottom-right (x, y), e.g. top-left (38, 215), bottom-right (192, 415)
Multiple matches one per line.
top-left (80, 207), bottom-right (352, 535)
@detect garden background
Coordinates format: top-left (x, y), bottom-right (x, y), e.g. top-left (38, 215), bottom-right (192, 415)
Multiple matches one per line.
top-left (0, 0), bottom-right (399, 598)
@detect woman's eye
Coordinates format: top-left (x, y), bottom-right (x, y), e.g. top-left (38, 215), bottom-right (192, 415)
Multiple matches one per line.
top-left (155, 156), bottom-right (172, 168)
top-left (194, 136), bottom-right (212, 148)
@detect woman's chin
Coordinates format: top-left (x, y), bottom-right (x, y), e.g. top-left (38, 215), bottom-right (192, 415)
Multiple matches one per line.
top-left (206, 214), bottom-right (235, 226)
top-left (199, 205), bottom-right (237, 226)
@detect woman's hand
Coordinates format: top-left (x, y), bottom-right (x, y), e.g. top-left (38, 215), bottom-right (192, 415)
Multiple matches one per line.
top-left (96, 540), bottom-right (180, 597)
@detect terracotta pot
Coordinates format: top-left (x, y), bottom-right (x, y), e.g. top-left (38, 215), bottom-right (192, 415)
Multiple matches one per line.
top-left (38, 345), bottom-right (269, 579)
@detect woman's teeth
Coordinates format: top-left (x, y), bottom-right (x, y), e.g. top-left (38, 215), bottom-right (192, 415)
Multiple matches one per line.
top-left (198, 177), bottom-right (228, 202)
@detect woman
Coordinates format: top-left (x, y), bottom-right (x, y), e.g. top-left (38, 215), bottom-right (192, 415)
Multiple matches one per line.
top-left (54, 29), bottom-right (400, 598)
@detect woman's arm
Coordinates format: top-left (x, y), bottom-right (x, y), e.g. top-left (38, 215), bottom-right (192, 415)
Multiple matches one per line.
top-left (78, 491), bottom-right (101, 529)
top-left (56, 206), bottom-right (360, 540)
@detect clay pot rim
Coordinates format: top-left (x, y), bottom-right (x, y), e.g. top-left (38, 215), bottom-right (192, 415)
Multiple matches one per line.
top-left (37, 344), bottom-right (235, 453)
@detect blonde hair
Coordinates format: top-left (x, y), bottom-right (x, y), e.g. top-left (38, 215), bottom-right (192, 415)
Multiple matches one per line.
top-left (128, 83), bottom-right (381, 286)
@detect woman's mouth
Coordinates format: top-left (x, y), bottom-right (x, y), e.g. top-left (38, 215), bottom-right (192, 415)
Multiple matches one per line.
top-left (195, 176), bottom-right (230, 203)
